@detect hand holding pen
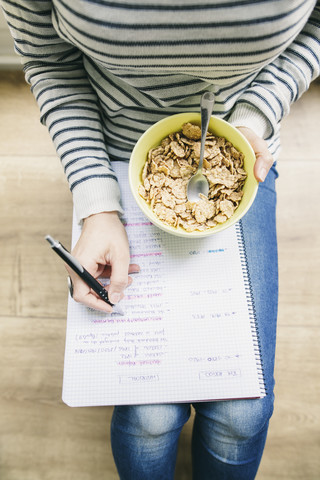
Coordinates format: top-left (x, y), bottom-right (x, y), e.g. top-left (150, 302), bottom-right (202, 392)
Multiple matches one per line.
top-left (46, 212), bottom-right (140, 314)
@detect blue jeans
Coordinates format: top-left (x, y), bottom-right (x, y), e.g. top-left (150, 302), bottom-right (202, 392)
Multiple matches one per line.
top-left (111, 166), bottom-right (278, 480)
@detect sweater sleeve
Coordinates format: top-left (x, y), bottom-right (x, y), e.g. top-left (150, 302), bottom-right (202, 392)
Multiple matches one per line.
top-left (0, 0), bottom-right (123, 220)
top-left (228, 1), bottom-right (320, 140)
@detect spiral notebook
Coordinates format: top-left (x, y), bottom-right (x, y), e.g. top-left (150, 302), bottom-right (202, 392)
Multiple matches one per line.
top-left (62, 161), bottom-right (266, 407)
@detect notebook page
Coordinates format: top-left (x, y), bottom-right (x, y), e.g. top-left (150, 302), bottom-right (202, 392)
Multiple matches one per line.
top-left (62, 161), bottom-right (265, 407)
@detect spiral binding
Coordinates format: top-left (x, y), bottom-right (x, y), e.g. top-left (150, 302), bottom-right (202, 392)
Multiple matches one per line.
top-left (235, 220), bottom-right (267, 396)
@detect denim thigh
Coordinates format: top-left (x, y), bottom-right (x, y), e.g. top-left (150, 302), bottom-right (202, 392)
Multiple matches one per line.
top-left (192, 164), bottom-right (278, 464)
top-left (111, 166), bottom-right (279, 478)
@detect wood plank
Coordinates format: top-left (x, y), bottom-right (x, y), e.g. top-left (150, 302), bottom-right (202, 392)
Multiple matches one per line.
top-left (1, 402), bottom-right (118, 480)
top-left (258, 325), bottom-right (320, 479)
top-left (0, 156), bottom-right (72, 318)
top-left (0, 314), bottom-right (118, 480)
top-left (276, 161), bottom-right (320, 327)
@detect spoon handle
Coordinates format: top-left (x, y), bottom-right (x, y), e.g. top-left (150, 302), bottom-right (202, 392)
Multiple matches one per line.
top-left (199, 91), bottom-right (215, 172)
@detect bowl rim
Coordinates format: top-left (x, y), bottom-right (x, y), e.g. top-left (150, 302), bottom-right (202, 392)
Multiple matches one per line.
top-left (129, 113), bottom-right (259, 238)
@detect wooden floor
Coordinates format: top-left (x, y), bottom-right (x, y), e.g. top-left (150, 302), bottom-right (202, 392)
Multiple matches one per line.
top-left (0, 71), bottom-right (319, 480)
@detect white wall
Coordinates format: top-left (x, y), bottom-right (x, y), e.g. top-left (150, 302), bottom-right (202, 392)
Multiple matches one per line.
top-left (0, 10), bottom-right (21, 69)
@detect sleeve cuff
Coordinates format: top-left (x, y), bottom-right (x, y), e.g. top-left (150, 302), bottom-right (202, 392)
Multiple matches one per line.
top-left (72, 177), bottom-right (124, 222)
top-left (228, 103), bottom-right (272, 139)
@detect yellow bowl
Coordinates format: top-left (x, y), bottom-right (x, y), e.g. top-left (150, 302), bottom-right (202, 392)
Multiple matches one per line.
top-left (129, 113), bottom-right (258, 238)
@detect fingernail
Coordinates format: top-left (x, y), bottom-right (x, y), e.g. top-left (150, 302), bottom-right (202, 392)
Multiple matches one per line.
top-left (109, 292), bottom-right (121, 304)
top-left (257, 166), bottom-right (268, 182)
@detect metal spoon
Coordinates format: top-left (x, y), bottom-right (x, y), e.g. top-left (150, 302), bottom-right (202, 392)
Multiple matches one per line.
top-left (187, 91), bottom-right (215, 202)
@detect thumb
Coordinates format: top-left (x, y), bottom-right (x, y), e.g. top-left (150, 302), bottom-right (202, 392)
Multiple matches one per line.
top-left (108, 253), bottom-right (130, 304)
top-left (254, 148), bottom-right (274, 183)
top-left (237, 126), bottom-right (274, 182)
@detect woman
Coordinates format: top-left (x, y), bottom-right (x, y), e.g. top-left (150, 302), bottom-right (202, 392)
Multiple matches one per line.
top-left (2, 1), bottom-right (319, 478)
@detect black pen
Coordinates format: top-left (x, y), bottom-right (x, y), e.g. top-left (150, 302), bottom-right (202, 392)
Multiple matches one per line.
top-left (45, 235), bottom-right (124, 315)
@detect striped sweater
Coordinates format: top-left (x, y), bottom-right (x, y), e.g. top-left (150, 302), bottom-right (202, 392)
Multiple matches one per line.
top-left (1, 0), bottom-right (320, 220)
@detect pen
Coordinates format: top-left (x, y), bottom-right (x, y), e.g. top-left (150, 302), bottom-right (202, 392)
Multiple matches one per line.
top-left (45, 235), bottom-right (124, 315)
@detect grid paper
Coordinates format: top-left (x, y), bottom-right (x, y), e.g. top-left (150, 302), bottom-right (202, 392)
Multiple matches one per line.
top-left (62, 162), bottom-right (265, 407)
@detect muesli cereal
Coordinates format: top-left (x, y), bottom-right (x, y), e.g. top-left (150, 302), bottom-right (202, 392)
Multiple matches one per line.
top-left (138, 122), bottom-right (247, 232)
